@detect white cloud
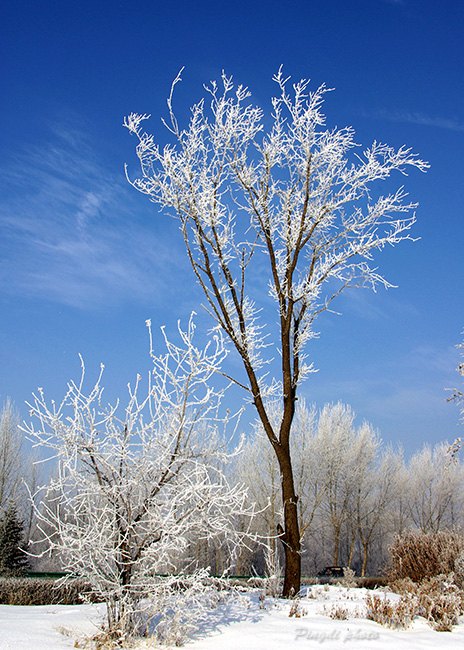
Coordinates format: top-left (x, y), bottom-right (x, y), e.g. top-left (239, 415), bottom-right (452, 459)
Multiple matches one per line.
top-left (0, 119), bottom-right (189, 309)
top-left (376, 108), bottom-right (464, 132)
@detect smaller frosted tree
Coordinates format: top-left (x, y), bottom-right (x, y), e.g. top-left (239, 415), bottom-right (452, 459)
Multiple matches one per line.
top-left (312, 402), bottom-right (359, 566)
top-left (0, 504), bottom-right (30, 576)
top-left (25, 317), bottom-right (254, 645)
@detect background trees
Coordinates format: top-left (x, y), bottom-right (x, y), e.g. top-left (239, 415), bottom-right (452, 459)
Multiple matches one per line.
top-left (0, 398), bottom-right (24, 511)
top-left (405, 443), bottom-right (464, 533)
top-left (125, 69), bottom-right (428, 596)
top-left (0, 503), bottom-right (30, 576)
top-left (0, 397), bottom-right (40, 551)
top-left (354, 446), bottom-right (402, 576)
top-left (233, 401), bottom-right (463, 578)
top-left (313, 402), bottom-right (361, 567)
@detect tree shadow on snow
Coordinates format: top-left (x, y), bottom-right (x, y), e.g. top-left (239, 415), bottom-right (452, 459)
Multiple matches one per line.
top-left (187, 591), bottom-right (268, 644)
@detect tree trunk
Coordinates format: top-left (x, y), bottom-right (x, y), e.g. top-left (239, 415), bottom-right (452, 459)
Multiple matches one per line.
top-left (281, 502), bottom-right (301, 597)
top-left (333, 526), bottom-right (340, 565)
top-left (348, 529), bottom-right (356, 567)
top-left (361, 543), bottom-right (368, 577)
top-left (277, 450), bottom-right (301, 598)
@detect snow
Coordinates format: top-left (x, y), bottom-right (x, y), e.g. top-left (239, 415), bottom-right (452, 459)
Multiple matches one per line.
top-left (1, 586), bottom-right (463, 650)
top-left (0, 603), bottom-right (101, 650)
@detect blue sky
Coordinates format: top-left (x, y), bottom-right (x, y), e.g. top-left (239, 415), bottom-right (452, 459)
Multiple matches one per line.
top-left (1, 0), bottom-right (463, 456)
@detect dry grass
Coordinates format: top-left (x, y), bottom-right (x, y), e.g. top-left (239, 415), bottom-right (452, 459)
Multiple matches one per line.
top-left (388, 529), bottom-right (464, 582)
top-left (0, 576), bottom-right (99, 605)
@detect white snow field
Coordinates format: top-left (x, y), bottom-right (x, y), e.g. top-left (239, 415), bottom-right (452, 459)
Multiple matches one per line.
top-left (1, 586), bottom-right (463, 650)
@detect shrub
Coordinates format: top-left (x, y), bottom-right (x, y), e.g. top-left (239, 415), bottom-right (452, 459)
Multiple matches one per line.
top-left (0, 577), bottom-right (99, 605)
top-left (388, 528), bottom-right (464, 582)
top-left (365, 592), bottom-right (417, 629)
top-left (416, 575), bottom-right (464, 632)
top-left (307, 584), bottom-right (330, 600)
top-left (340, 567), bottom-right (356, 588)
top-left (455, 551), bottom-right (464, 589)
top-left (325, 603), bottom-right (350, 620)
top-left (288, 598), bottom-right (307, 618)
top-left (373, 574), bottom-right (464, 632)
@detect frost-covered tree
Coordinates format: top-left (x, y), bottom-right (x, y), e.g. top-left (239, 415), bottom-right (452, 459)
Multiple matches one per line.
top-left (355, 446), bottom-right (402, 576)
top-left (0, 399), bottom-right (40, 545)
top-left (0, 398), bottom-right (24, 511)
top-left (449, 332), bottom-right (464, 417)
top-left (125, 69), bottom-right (428, 595)
top-left (235, 399), bottom-right (319, 573)
top-left (24, 318), bottom-right (254, 644)
top-left (405, 443), bottom-right (464, 532)
top-left (312, 403), bottom-right (361, 566)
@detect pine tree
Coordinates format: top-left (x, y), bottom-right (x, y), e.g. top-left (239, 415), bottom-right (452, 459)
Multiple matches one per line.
top-left (0, 504), bottom-right (29, 576)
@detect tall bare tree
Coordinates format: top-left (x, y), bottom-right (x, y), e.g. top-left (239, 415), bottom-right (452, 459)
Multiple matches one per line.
top-left (125, 69), bottom-right (428, 596)
top-left (235, 399), bottom-right (319, 571)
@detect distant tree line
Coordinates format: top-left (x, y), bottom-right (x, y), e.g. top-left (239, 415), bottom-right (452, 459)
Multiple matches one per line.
top-left (230, 401), bottom-right (464, 578)
top-left (1, 394), bottom-right (463, 579)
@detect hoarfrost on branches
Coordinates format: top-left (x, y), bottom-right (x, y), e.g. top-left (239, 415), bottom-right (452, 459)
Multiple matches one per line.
top-left (124, 69), bottom-right (429, 397)
top-left (124, 68), bottom-right (428, 597)
top-left (24, 316), bottom-right (255, 644)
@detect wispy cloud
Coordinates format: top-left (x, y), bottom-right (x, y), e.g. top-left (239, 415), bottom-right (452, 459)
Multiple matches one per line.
top-left (0, 117), bottom-right (188, 309)
top-left (375, 108), bottom-right (464, 132)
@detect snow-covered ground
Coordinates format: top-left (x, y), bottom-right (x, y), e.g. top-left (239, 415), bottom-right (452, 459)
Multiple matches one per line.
top-left (0, 602), bottom-right (99, 650)
top-left (1, 586), bottom-right (464, 650)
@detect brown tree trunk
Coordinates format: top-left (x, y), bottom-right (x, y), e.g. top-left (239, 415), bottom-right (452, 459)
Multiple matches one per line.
top-left (348, 530), bottom-right (356, 568)
top-left (361, 544), bottom-right (368, 577)
top-left (333, 526), bottom-right (340, 566)
top-left (276, 447), bottom-right (301, 598)
top-left (281, 500), bottom-right (301, 597)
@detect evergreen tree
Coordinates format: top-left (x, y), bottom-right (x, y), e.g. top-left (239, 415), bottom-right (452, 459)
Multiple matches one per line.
top-left (0, 504), bottom-right (29, 575)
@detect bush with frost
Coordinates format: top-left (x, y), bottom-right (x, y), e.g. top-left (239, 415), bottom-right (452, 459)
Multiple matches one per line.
top-left (388, 528), bottom-right (464, 582)
top-left (25, 318), bottom-right (256, 646)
